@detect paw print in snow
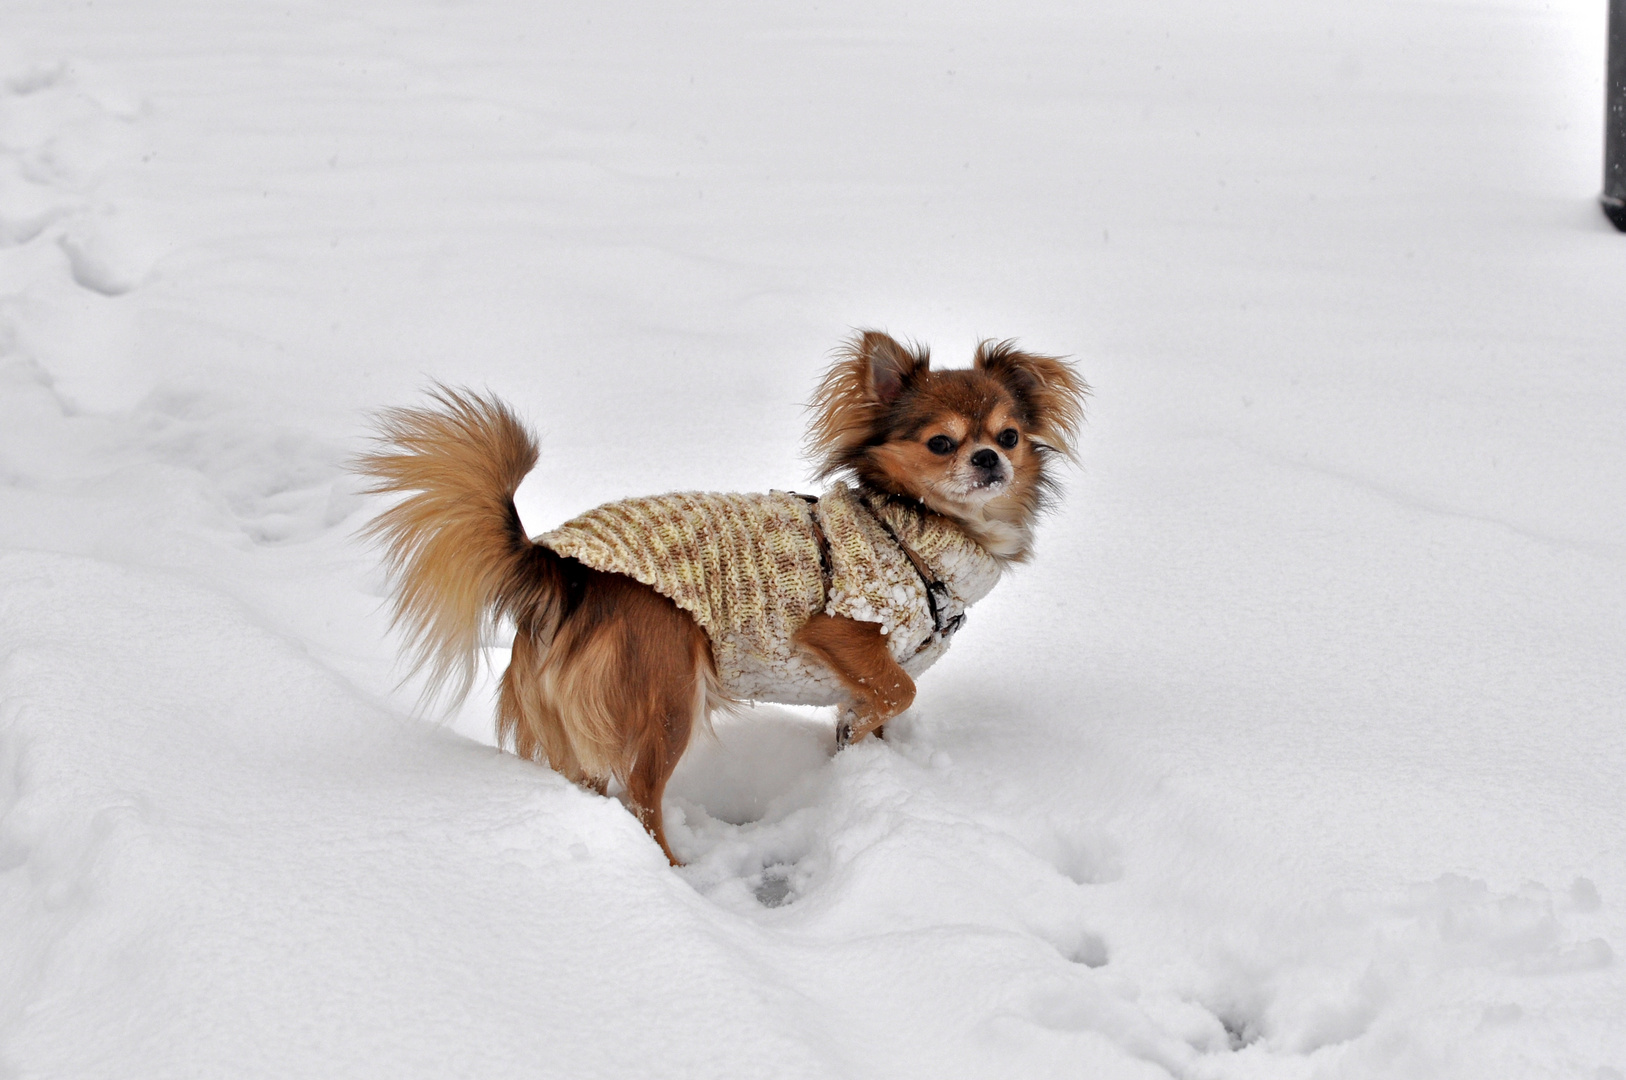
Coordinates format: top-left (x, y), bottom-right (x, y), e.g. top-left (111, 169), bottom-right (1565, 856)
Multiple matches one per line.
top-left (0, 49), bottom-right (153, 296)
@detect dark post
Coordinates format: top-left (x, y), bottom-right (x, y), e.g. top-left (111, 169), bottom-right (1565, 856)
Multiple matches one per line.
top-left (1607, 0), bottom-right (1626, 229)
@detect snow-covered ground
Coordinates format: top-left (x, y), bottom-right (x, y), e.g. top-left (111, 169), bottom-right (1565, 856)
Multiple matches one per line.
top-left (3, 0), bottom-right (1623, 1076)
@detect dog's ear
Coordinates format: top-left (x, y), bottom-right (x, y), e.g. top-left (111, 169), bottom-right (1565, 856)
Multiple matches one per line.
top-left (806, 331), bottom-right (930, 479)
top-left (858, 330), bottom-right (928, 405)
top-left (975, 340), bottom-right (1089, 460)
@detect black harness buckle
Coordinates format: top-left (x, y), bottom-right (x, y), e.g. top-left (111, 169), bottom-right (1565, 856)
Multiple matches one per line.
top-left (927, 581), bottom-right (963, 638)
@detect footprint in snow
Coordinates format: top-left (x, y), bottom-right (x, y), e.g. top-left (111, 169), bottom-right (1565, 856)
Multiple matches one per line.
top-left (663, 704), bottom-right (845, 908)
top-left (0, 50), bottom-right (154, 296)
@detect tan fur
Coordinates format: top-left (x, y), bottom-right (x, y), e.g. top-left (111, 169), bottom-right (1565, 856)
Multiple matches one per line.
top-left (356, 387), bottom-right (541, 704)
top-left (357, 333), bottom-right (1086, 865)
top-left (804, 331), bottom-right (930, 460)
top-left (497, 571), bottom-right (713, 863)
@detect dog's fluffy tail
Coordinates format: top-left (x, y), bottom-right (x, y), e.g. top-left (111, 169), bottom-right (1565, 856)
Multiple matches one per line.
top-left (356, 386), bottom-right (568, 705)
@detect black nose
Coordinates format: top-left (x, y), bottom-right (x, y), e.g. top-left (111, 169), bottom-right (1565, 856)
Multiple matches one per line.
top-left (970, 448), bottom-right (999, 470)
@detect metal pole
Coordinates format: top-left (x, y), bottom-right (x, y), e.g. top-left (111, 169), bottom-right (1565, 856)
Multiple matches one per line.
top-left (1606, 0), bottom-right (1626, 229)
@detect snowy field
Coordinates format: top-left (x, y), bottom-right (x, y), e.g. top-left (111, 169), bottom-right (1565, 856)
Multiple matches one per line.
top-left (3, 0), bottom-right (1623, 1076)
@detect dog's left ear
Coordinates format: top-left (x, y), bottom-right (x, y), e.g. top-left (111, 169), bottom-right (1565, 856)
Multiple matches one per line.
top-left (975, 340), bottom-right (1089, 460)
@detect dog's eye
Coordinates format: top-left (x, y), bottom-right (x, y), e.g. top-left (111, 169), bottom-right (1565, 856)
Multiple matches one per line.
top-left (997, 428), bottom-right (1019, 449)
top-left (926, 435), bottom-right (955, 455)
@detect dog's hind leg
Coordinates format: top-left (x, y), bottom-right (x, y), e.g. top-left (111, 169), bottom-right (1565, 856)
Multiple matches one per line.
top-left (622, 700), bottom-right (696, 865)
top-left (528, 570), bottom-right (714, 864)
top-left (612, 584), bottom-right (714, 865)
top-left (499, 627), bottom-right (603, 791)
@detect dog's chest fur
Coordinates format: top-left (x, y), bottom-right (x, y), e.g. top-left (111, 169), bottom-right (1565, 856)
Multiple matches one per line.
top-left (537, 483), bottom-right (1001, 706)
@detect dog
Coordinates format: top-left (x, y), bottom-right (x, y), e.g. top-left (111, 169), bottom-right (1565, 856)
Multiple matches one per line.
top-left (357, 331), bottom-right (1086, 863)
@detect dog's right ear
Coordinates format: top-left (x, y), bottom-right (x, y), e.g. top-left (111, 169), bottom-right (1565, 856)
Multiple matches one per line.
top-left (857, 330), bottom-right (929, 405)
top-left (806, 330), bottom-right (930, 480)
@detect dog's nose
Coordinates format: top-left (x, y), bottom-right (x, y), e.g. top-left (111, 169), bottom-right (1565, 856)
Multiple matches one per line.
top-left (970, 448), bottom-right (999, 470)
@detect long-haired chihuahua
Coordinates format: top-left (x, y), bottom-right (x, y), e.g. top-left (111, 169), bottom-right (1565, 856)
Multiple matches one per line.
top-left (358, 331), bottom-right (1086, 863)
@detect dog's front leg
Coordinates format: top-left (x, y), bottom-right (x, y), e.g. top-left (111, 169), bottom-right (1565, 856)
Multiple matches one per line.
top-left (794, 613), bottom-right (916, 747)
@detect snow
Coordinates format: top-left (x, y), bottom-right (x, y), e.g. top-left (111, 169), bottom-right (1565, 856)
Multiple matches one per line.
top-left (2, 0), bottom-right (1623, 1076)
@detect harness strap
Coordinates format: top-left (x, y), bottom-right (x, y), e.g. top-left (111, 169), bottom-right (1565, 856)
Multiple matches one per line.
top-left (798, 490), bottom-right (966, 652)
top-left (794, 493), bottom-right (833, 609)
top-left (859, 492), bottom-right (965, 645)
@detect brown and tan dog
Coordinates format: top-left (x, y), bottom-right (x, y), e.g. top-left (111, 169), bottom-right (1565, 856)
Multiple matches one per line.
top-left (358, 331), bottom-right (1086, 863)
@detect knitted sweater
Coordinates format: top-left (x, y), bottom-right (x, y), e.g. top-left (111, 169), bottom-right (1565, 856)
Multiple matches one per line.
top-left (537, 482), bottom-right (1003, 706)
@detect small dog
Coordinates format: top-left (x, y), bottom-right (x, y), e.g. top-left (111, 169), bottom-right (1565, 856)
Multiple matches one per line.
top-left (358, 331), bottom-right (1086, 863)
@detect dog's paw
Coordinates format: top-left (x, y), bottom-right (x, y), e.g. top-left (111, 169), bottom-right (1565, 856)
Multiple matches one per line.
top-left (834, 708), bottom-right (891, 750)
top-left (833, 707), bottom-right (861, 749)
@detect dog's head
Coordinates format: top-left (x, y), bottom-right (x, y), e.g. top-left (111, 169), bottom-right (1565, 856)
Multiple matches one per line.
top-left (807, 330), bottom-right (1088, 560)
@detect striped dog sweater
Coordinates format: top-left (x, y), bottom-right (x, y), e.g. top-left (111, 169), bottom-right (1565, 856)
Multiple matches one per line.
top-left (537, 482), bottom-right (1002, 705)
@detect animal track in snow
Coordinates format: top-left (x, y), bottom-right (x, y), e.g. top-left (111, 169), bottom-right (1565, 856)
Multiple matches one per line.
top-left (58, 219), bottom-right (143, 296)
top-left (751, 866), bottom-right (795, 908)
top-left (0, 170), bottom-right (74, 246)
top-left (660, 705), bottom-right (838, 909)
top-left (0, 48), bottom-right (152, 298)
top-left (1065, 930), bottom-right (1110, 968)
top-left (1182, 872), bottom-right (1616, 1062)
